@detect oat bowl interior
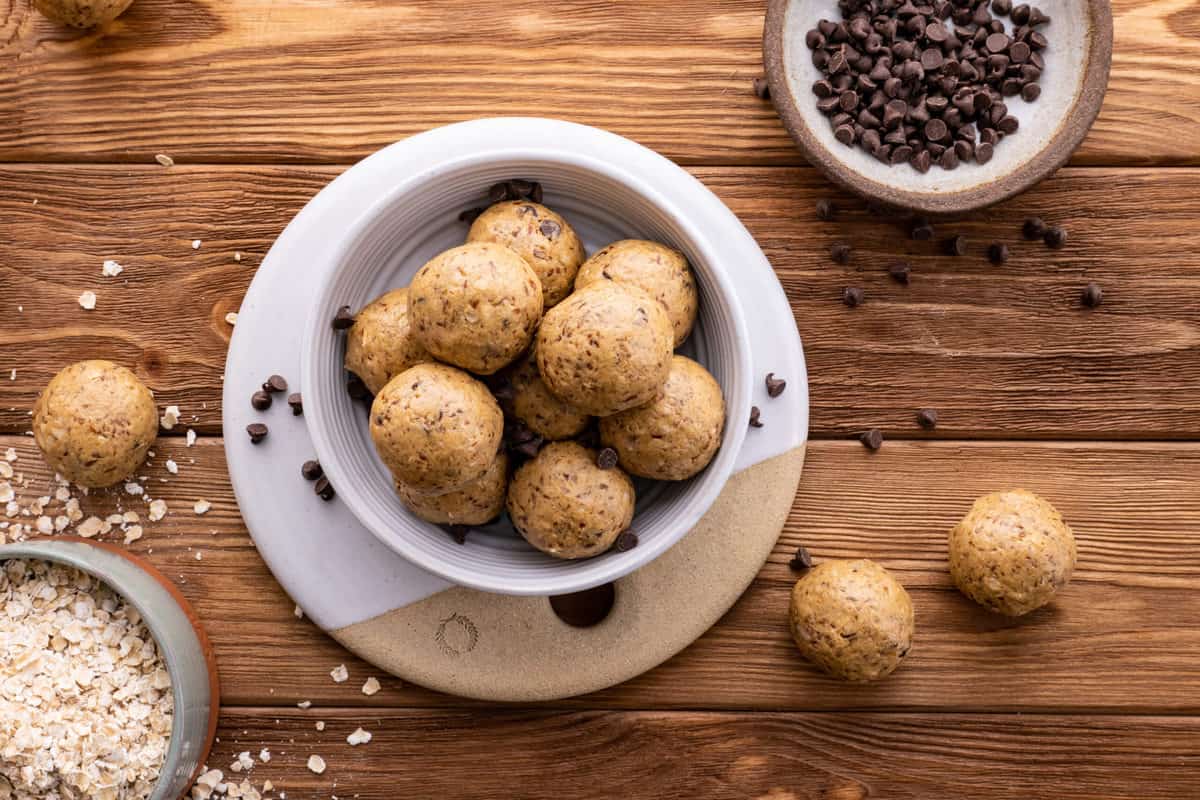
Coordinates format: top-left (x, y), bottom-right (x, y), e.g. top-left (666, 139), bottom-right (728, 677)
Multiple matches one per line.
top-left (302, 151), bottom-right (752, 596)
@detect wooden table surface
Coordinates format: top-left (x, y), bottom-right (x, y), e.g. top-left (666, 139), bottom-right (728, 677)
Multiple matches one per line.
top-left (2, 0), bottom-right (1199, 797)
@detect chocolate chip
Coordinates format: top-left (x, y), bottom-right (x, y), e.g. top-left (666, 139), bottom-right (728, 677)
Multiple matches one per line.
top-left (508, 179), bottom-right (536, 199)
top-left (331, 305), bottom-right (356, 331)
top-left (991, 0), bottom-right (1012, 13)
top-left (1023, 216), bottom-right (1046, 240)
top-left (911, 222), bottom-right (935, 241)
top-left (514, 436), bottom-right (544, 459)
top-left (987, 242), bottom-right (1009, 264)
top-left (614, 530), bottom-right (639, 552)
top-left (765, 373), bottom-right (787, 398)
top-left (346, 374), bottom-right (370, 401)
top-left (263, 374), bottom-right (288, 394)
top-left (458, 207), bottom-right (484, 224)
top-left (830, 242), bottom-right (852, 264)
top-left (1021, 82), bottom-right (1041, 102)
top-left (301, 460), bottom-right (323, 481)
top-left (976, 141), bottom-right (995, 164)
top-left (505, 419), bottom-right (536, 446)
top-left (251, 390), bottom-right (272, 411)
top-left (788, 546), bottom-right (814, 572)
top-left (752, 76), bottom-right (771, 99)
top-left (842, 286), bottom-right (866, 307)
top-left (488, 181), bottom-right (512, 203)
top-left (246, 423), bottom-right (268, 444)
top-left (816, 199), bottom-right (836, 221)
top-left (859, 428), bottom-right (884, 450)
top-left (1081, 282), bottom-right (1103, 308)
top-left (917, 408), bottom-right (939, 429)
top-left (1044, 225), bottom-right (1068, 249)
top-left (945, 235), bottom-right (968, 256)
top-left (749, 406), bottom-right (764, 428)
top-left (888, 261), bottom-right (912, 284)
top-left (445, 525), bottom-right (469, 545)
top-left (314, 476), bottom-right (335, 501)
top-left (287, 392), bottom-right (303, 415)
top-left (539, 219), bottom-right (561, 238)
top-left (596, 447), bottom-right (619, 469)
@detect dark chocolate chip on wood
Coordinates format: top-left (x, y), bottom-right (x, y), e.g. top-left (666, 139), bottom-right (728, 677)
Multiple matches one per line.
top-left (765, 373), bottom-right (787, 398)
top-left (815, 199), bottom-right (836, 221)
top-left (287, 393), bottom-right (303, 415)
top-left (888, 261), bottom-right (912, 284)
top-left (1023, 216), bottom-right (1046, 240)
top-left (331, 305), bottom-right (356, 330)
top-left (1081, 282), bottom-right (1103, 308)
top-left (830, 242), bottom-right (852, 264)
top-left (246, 423), bottom-right (268, 444)
top-left (859, 428), bottom-right (884, 450)
top-left (917, 408), bottom-right (939, 429)
top-left (263, 374), bottom-right (288, 394)
top-left (911, 222), bottom-right (935, 241)
top-left (1044, 225), bottom-right (1068, 249)
top-left (314, 476), bottom-right (336, 501)
top-left (753, 76), bottom-right (771, 99)
top-left (945, 235), bottom-right (969, 256)
top-left (788, 546), bottom-right (815, 571)
top-left (251, 390), bottom-right (272, 411)
top-left (842, 286), bottom-right (866, 307)
top-left (614, 530), bottom-right (640, 552)
top-left (749, 406), bottom-right (764, 428)
top-left (596, 447), bottom-right (619, 470)
top-left (301, 460), bottom-right (323, 481)
top-left (987, 242), bottom-right (1009, 264)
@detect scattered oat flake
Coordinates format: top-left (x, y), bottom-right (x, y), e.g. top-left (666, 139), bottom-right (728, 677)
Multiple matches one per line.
top-left (315, 720), bottom-right (325, 731)
top-left (361, 677), bottom-right (381, 696)
top-left (225, 311), bottom-right (239, 326)
top-left (9, 369), bottom-right (15, 380)
top-left (148, 499), bottom-right (168, 522)
top-left (155, 153), bottom-right (175, 167)
top-left (186, 429), bottom-right (198, 447)
top-left (330, 664), bottom-right (349, 683)
top-left (306, 755), bottom-right (326, 775)
top-left (123, 524), bottom-right (145, 544)
top-left (346, 728), bottom-right (372, 746)
top-left (0, 463), bottom-right (11, 479)
top-left (4, 448), bottom-right (15, 462)
top-left (293, 604), bottom-right (304, 619)
top-left (195, 551), bottom-right (202, 561)
top-left (262, 780), bottom-right (274, 792)
top-left (77, 516), bottom-right (104, 538)
top-left (259, 749), bottom-right (271, 763)
top-left (125, 481), bottom-right (145, 496)
top-left (161, 405), bottom-right (181, 429)
top-left (78, 290), bottom-right (97, 310)
top-left (234, 251), bottom-right (242, 262)
top-left (166, 459), bottom-right (179, 475)
top-left (194, 499), bottom-right (211, 515)
top-left (102, 259), bottom-right (124, 277)
top-left (192, 239), bottom-right (202, 250)
top-left (297, 700), bottom-right (312, 710)
top-left (35, 515), bottom-right (53, 534)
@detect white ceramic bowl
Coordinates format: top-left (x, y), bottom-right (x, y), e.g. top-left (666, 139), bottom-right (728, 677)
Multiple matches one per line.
top-left (301, 119), bottom-right (752, 597)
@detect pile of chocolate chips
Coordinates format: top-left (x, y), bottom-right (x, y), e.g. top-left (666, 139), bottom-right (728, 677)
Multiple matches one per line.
top-left (806, 0), bottom-right (1050, 171)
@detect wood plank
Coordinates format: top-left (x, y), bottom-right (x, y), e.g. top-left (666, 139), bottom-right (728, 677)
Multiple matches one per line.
top-left (0, 0), bottom-right (1198, 166)
top-left (203, 709), bottom-right (1200, 799)
top-left (3, 434), bottom-right (1198, 711)
top-left (3, 165), bottom-right (1199, 439)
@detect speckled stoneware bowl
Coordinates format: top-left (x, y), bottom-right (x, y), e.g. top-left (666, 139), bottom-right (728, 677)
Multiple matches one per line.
top-left (0, 537), bottom-right (219, 800)
top-left (763, 0), bottom-right (1112, 214)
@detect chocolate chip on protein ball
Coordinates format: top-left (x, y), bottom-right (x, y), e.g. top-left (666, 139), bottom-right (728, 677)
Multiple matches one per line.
top-left (246, 423), bottom-right (268, 444)
top-left (917, 408), bottom-right (939, 429)
top-left (749, 406), bottom-right (764, 428)
top-left (789, 546), bottom-right (815, 572)
top-left (301, 460), bottom-right (323, 481)
top-left (287, 393), bottom-right (304, 415)
top-left (843, 286), bottom-right (866, 307)
top-left (263, 374), bottom-right (288, 394)
top-left (596, 447), bottom-right (619, 469)
top-left (859, 428), bottom-right (884, 450)
top-left (766, 373), bottom-right (788, 398)
top-left (1044, 225), bottom-right (1068, 249)
top-left (816, 199), bottom-right (837, 221)
top-left (1081, 282), bottom-right (1103, 308)
top-left (332, 305), bottom-right (356, 331)
top-left (251, 390), bottom-right (272, 411)
top-left (753, 76), bottom-right (772, 99)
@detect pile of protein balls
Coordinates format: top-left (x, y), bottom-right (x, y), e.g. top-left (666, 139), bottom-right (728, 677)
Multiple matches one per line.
top-left (788, 489), bottom-right (1076, 682)
top-left (339, 181), bottom-right (725, 559)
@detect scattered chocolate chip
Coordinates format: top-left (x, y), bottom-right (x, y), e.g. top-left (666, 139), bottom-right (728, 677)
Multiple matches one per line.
top-left (765, 373), bottom-right (787, 398)
top-left (859, 428), bottom-right (884, 450)
top-left (815, 199), bottom-right (836, 221)
top-left (458, 207), bottom-right (485, 224)
top-left (550, 583), bottom-right (616, 627)
top-left (514, 436), bottom-right (544, 459)
top-left (1022, 216), bottom-right (1046, 240)
top-left (788, 546), bottom-right (814, 572)
top-left (314, 476), bottom-right (335, 501)
top-left (596, 447), bottom-right (619, 469)
top-left (246, 423), bottom-right (268, 444)
top-left (753, 76), bottom-right (771, 99)
top-left (749, 406), bottom-right (764, 428)
top-left (301, 460), bottom-right (323, 481)
top-left (830, 242), bottom-right (852, 264)
top-left (888, 261), bottom-right (912, 284)
top-left (987, 242), bottom-right (1009, 264)
top-left (842, 286), bottom-right (865, 307)
top-left (944, 235), bottom-right (969, 256)
top-left (1081, 282), bottom-right (1103, 308)
top-left (251, 390), bottom-right (272, 411)
top-left (1044, 225), bottom-right (1068, 249)
top-left (488, 181), bottom-right (511, 204)
top-left (917, 408), bottom-right (939, 429)
top-left (911, 222), bottom-right (935, 241)
top-left (614, 530), bottom-right (640, 552)
top-left (332, 305), bottom-right (356, 330)
top-left (346, 374), bottom-right (370, 401)
top-left (263, 374), bottom-right (288, 393)
top-left (445, 525), bottom-right (469, 545)
top-left (287, 392), bottom-right (303, 415)
top-left (505, 419), bottom-right (537, 446)
top-left (539, 219), bottom-right (561, 239)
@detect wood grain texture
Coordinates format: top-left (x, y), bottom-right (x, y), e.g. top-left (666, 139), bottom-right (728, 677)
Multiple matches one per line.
top-left (201, 709), bottom-right (1200, 799)
top-left (3, 165), bottom-right (1199, 439)
top-left (0, 0), bottom-right (1198, 166)
top-left (3, 434), bottom-right (1198, 711)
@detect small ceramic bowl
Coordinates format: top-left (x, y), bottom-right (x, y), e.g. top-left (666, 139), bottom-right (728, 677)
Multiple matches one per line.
top-left (300, 120), bottom-right (753, 597)
top-left (0, 537), bottom-right (219, 800)
top-left (763, 0), bottom-right (1113, 214)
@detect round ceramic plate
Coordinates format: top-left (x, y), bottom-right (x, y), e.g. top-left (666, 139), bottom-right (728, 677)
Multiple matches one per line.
top-left (223, 118), bottom-right (808, 701)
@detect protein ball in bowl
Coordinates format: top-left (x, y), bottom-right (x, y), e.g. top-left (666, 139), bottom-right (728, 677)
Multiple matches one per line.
top-left (343, 288), bottom-right (432, 395)
top-left (409, 242), bottom-right (544, 375)
top-left (32, 359), bottom-right (158, 489)
top-left (468, 200), bottom-right (585, 308)
top-left (369, 363), bottom-right (504, 495)
top-left (508, 350), bottom-right (591, 441)
top-left (574, 239), bottom-right (699, 347)
top-left (949, 489), bottom-right (1077, 617)
top-left (507, 441), bottom-right (635, 560)
top-left (789, 559), bottom-right (915, 683)
top-left (536, 282), bottom-right (673, 417)
top-left (395, 450), bottom-right (508, 526)
top-left (599, 355), bottom-right (725, 480)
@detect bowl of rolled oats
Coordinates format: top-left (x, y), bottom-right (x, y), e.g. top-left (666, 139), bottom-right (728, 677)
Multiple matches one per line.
top-left (0, 537), bottom-right (219, 800)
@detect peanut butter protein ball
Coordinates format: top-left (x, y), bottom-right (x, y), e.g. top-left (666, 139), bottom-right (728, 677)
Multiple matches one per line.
top-left (396, 451), bottom-right (508, 526)
top-left (32, 360), bottom-right (158, 489)
top-left (508, 350), bottom-right (590, 441)
top-left (949, 490), bottom-right (1077, 617)
top-left (370, 363), bottom-right (503, 495)
top-left (468, 201), bottom-right (585, 308)
top-left (344, 288), bottom-right (432, 395)
top-left (789, 559), bottom-right (915, 683)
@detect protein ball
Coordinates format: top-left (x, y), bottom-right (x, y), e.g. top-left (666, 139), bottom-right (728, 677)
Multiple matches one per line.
top-left (507, 441), bottom-right (635, 559)
top-left (599, 355), bottom-right (725, 480)
top-left (508, 350), bottom-right (591, 441)
top-left (409, 242), bottom-right (543, 375)
top-left (32, 360), bottom-right (158, 489)
top-left (536, 282), bottom-right (673, 417)
top-left (369, 363), bottom-right (503, 495)
top-left (33, 0), bottom-right (132, 27)
top-left (395, 450), bottom-right (508, 526)
top-left (468, 201), bottom-right (585, 308)
top-left (948, 490), bottom-right (1076, 617)
top-left (789, 559), bottom-right (914, 683)
top-left (343, 288), bottom-right (432, 395)
top-left (573, 239), bottom-right (699, 347)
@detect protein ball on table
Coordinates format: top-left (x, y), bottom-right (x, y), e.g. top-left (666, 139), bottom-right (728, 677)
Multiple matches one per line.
top-left (573, 239), bottom-right (699, 348)
top-left (789, 559), bottom-right (915, 683)
top-left (536, 282), bottom-right (673, 417)
top-left (468, 201), bottom-right (585, 308)
top-left (395, 451), bottom-right (508, 526)
top-left (507, 441), bottom-right (636, 559)
top-left (369, 363), bottom-right (503, 495)
top-left (949, 489), bottom-right (1076, 616)
top-left (343, 288), bottom-right (432, 395)
top-left (409, 242), bottom-right (544, 375)
top-left (508, 350), bottom-right (591, 441)
top-left (599, 355), bottom-right (726, 481)
top-left (32, 360), bottom-right (158, 488)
